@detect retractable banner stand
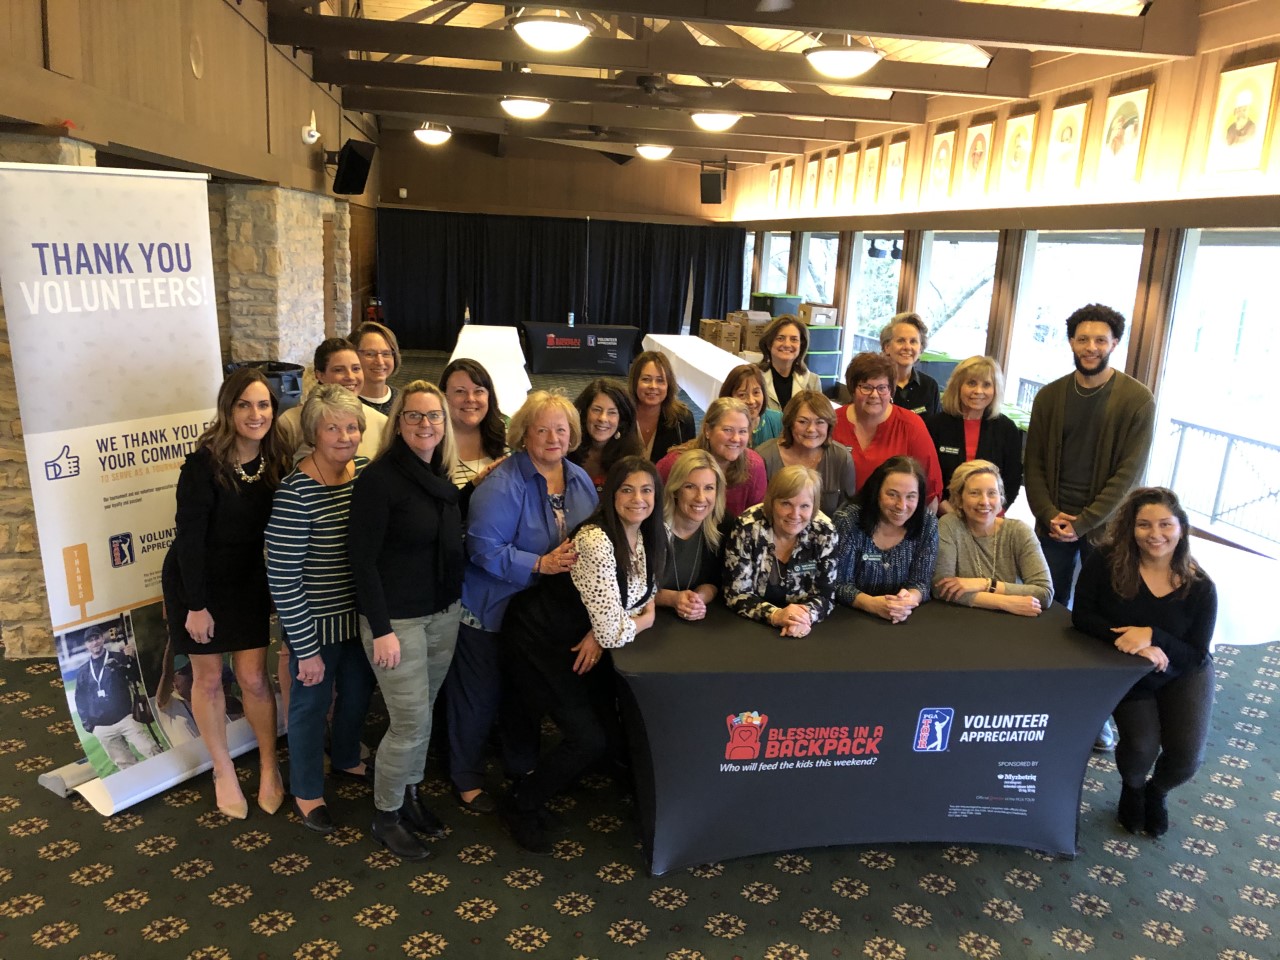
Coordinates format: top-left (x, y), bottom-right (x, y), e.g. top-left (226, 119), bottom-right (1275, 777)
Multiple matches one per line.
top-left (0, 163), bottom-right (257, 814)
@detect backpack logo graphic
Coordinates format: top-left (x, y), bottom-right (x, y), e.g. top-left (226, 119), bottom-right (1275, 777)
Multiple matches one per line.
top-left (914, 707), bottom-right (954, 752)
top-left (725, 711), bottom-right (768, 760)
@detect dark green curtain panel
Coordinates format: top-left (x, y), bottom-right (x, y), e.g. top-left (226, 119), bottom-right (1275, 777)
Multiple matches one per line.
top-left (376, 208), bottom-right (744, 349)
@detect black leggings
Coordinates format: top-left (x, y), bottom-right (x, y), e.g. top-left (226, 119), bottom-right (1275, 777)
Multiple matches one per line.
top-left (1113, 661), bottom-right (1214, 793)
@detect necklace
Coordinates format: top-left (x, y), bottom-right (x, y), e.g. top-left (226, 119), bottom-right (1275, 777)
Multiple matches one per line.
top-left (668, 529), bottom-right (702, 591)
top-left (967, 522), bottom-right (999, 583)
top-left (235, 454), bottom-right (266, 484)
top-left (1072, 375), bottom-right (1110, 398)
top-left (308, 455), bottom-right (350, 487)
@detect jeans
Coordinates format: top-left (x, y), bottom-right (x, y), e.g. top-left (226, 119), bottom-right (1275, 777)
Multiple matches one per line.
top-left (287, 637), bottom-right (376, 801)
top-left (443, 622), bottom-right (540, 793)
top-left (1038, 535), bottom-right (1094, 609)
top-left (360, 606), bottom-right (461, 812)
top-left (1114, 661), bottom-right (1215, 793)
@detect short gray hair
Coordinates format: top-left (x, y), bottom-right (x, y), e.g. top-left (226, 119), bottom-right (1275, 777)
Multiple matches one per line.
top-left (300, 383), bottom-right (366, 446)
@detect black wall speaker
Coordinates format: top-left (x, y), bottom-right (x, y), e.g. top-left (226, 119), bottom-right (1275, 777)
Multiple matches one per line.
top-left (700, 171), bottom-right (724, 204)
top-left (332, 139), bottom-right (376, 195)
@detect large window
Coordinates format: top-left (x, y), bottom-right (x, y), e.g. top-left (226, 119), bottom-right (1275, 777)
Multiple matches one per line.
top-left (759, 231), bottom-right (792, 294)
top-left (915, 231), bottom-right (997, 363)
top-left (845, 232), bottom-right (903, 362)
top-left (798, 231), bottom-right (840, 304)
top-left (1006, 231), bottom-right (1142, 415)
top-left (1150, 230), bottom-right (1280, 553)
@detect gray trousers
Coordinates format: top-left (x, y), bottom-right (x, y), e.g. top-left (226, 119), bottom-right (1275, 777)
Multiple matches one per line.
top-left (359, 604), bottom-right (461, 812)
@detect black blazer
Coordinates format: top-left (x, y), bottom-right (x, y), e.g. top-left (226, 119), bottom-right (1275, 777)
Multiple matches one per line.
top-left (649, 409), bottom-right (696, 463)
top-left (924, 412), bottom-right (1025, 508)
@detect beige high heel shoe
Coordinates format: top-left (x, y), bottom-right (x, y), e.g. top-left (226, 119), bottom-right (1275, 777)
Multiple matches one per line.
top-left (258, 768), bottom-right (285, 815)
top-left (214, 773), bottom-right (249, 820)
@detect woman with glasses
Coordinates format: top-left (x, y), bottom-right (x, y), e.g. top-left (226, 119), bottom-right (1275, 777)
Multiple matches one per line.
top-left (348, 381), bottom-right (463, 860)
top-left (756, 391), bottom-right (857, 517)
top-left (833, 352), bottom-right (943, 509)
top-left (352, 321), bottom-right (402, 416)
top-left (756, 316), bottom-right (822, 413)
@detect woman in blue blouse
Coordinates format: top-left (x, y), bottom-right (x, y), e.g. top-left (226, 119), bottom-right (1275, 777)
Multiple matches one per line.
top-left (833, 456), bottom-right (939, 623)
top-left (266, 385), bottom-right (375, 835)
top-left (443, 391), bottom-right (598, 815)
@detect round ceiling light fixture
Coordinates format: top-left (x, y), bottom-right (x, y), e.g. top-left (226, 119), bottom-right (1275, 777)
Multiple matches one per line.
top-left (803, 38), bottom-right (883, 80)
top-left (690, 112), bottom-right (743, 132)
top-left (511, 13), bottom-right (592, 53)
top-left (414, 122), bottom-right (452, 146)
top-left (636, 144), bottom-right (674, 160)
top-left (500, 97), bottom-right (552, 120)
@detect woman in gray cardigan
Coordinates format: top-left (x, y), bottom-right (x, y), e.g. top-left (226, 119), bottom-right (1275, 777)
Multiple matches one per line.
top-left (933, 460), bottom-right (1053, 616)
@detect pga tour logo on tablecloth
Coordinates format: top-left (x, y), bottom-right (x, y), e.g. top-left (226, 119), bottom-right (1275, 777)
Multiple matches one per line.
top-left (914, 707), bottom-right (954, 752)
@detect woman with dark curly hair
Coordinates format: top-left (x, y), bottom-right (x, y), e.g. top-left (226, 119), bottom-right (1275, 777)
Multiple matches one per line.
top-left (1072, 487), bottom-right (1217, 838)
top-left (569, 378), bottom-right (642, 493)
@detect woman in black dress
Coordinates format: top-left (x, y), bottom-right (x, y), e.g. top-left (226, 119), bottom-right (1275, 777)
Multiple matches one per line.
top-left (162, 367), bottom-right (291, 819)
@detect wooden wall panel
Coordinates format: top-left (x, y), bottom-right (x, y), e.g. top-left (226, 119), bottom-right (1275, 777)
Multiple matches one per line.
top-left (187, 0), bottom-right (270, 152)
top-left (79, 0), bottom-right (185, 119)
top-left (0, 0), bottom-right (45, 70)
top-left (349, 203), bottom-right (377, 332)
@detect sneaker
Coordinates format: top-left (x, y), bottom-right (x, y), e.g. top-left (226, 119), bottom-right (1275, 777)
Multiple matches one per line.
top-left (1093, 717), bottom-right (1118, 752)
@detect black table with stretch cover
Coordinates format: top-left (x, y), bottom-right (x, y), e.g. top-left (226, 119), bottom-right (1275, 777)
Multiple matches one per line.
top-left (522, 322), bottom-right (640, 374)
top-left (611, 600), bottom-right (1151, 875)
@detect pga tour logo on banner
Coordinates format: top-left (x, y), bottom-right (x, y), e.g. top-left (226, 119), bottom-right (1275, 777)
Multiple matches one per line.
top-left (914, 707), bottom-right (954, 752)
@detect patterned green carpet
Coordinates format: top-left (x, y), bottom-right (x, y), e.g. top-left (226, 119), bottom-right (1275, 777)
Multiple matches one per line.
top-left (0, 637), bottom-right (1276, 960)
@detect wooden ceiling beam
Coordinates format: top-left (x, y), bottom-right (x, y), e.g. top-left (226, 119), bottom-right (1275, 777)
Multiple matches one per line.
top-left (269, 10), bottom-right (1029, 99)
top-left (549, 0), bottom-right (1197, 58)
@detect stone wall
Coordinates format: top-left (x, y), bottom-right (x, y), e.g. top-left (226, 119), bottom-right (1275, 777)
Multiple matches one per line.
top-left (0, 134), bottom-right (95, 658)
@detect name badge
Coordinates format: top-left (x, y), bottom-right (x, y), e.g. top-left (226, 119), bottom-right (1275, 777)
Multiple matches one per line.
top-left (861, 551), bottom-right (882, 564)
top-left (792, 561), bottom-right (816, 575)
top-left (939, 445), bottom-right (960, 455)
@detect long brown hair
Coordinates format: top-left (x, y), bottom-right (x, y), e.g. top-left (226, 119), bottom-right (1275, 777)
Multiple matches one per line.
top-left (197, 367), bottom-right (290, 489)
top-left (1103, 486), bottom-right (1203, 600)
top-left (629, 350), bottom-right (690, 427)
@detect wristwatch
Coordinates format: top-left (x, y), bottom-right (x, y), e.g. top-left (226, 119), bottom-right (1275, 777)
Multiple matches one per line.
top-left (987, 578), bottom-right (998, 593)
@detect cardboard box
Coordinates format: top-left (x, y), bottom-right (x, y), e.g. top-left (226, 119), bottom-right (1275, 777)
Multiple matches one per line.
top-left (742, 319), bottom-right (771, 353)
top-left (698, 318), bottom-right (720, 342)
top-left (714, 318), bottom-right (743, 353)
top-left (798, 302), bottom-right (839, 326)
top-left (725, 310), bottom-right (771, 325)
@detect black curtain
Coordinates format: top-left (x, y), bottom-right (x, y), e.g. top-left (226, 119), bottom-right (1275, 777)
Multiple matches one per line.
top-left (377, 209), bottom-right (744, 348)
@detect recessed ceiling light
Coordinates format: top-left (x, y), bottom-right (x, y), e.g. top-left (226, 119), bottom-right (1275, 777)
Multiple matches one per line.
top-left (690, 112), bottom-right (743, 132)
top-left (414, 122), bottom-right (452, 146)
top-left (636, 144), bottom-right (674, 160)
top-left (511, 13), bottom-right (592, 53)
top-left (500, 97), bottom-right (552, 120)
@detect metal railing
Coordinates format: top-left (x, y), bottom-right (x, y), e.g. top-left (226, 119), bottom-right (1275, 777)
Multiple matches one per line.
top-left (1167, 418), bottom-right (1280, 544)
top-left (1017, 378), bottom-right (1045, 409)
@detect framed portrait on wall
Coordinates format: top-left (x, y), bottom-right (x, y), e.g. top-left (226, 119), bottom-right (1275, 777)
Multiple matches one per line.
top-left (1000, 110), bottom-right (1038, 191)
top-left (768, 163), bottom-right (781, 209)
top-left (820, 151), bottom-right (840, 208)
top-left (859, 143), bottom-right (882, 203)
top-left (928, 129), bottom-right (956, 196)
top-left (839, 147), bottom-right (859, 206)
top-left (1045, 100), bottom-right (1089, 190)
top-left (803, 155), bottom-right (820, 209)
top-left (882, 137), bottom-right (908, 201)
top-left (1097, 85), bottom-right (1152, 184)
top-left (779, 160), bottom-right (795, 210)
top-left (1205, 61), bottom-right (1277, 174)
top-left (961, 121), bottom-right (994, 194)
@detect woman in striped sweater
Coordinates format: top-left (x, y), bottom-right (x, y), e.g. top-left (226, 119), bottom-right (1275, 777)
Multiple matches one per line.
top-left (267, 385), bottom-right (376, 835)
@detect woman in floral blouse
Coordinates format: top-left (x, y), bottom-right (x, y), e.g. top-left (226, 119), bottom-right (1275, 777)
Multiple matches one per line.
top-left (832, 456), bottom-right (939, 624)
top-left (723, 464), bottom-right (839, 637)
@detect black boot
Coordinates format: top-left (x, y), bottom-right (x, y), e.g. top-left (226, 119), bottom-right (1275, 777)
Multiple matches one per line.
top-left (401, 785), bottom-right (447, 839)
top-left (371, 809), bottom-right (431, 861)
top-left (1144, 782), bottom-right (1169, 837)
top-left (500, 796), bottom-right (552, 855)
top-left (1117, 784), bottom-right (1145, 834)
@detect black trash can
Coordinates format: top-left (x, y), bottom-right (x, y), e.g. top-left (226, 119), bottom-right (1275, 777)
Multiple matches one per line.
top-left (224, 360), bottom-right (306, 412)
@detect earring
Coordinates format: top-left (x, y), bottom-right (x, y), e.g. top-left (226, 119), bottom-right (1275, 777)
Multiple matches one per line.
top-left (614, 430), bottom-right (621, 440)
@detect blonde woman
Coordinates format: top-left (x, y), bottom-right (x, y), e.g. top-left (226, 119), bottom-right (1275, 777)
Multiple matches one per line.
top-left (656, 397), bottom-right (765, 519)
top-left (656, 449), bottom-right (726, 621)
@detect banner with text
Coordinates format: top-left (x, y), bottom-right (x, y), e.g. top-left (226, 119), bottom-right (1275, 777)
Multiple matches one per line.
top-left (0, 163), bottom-right (232, 812)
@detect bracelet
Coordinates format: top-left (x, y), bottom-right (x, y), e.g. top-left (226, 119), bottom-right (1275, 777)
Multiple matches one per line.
top-left (535, 556), bottom-right (542, 574)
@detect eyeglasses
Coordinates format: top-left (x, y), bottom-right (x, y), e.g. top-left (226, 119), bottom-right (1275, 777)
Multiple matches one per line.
top-left (856, 383), bottom-right (892, 396)
top-left (359, 349), bottom-right (395, 361)
top-left (402, 410), bottom-right (445, 425)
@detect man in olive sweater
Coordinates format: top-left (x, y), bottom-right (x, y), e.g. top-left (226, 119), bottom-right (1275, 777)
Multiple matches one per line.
top-left (1024, 303), bottom-right (1155, 607)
